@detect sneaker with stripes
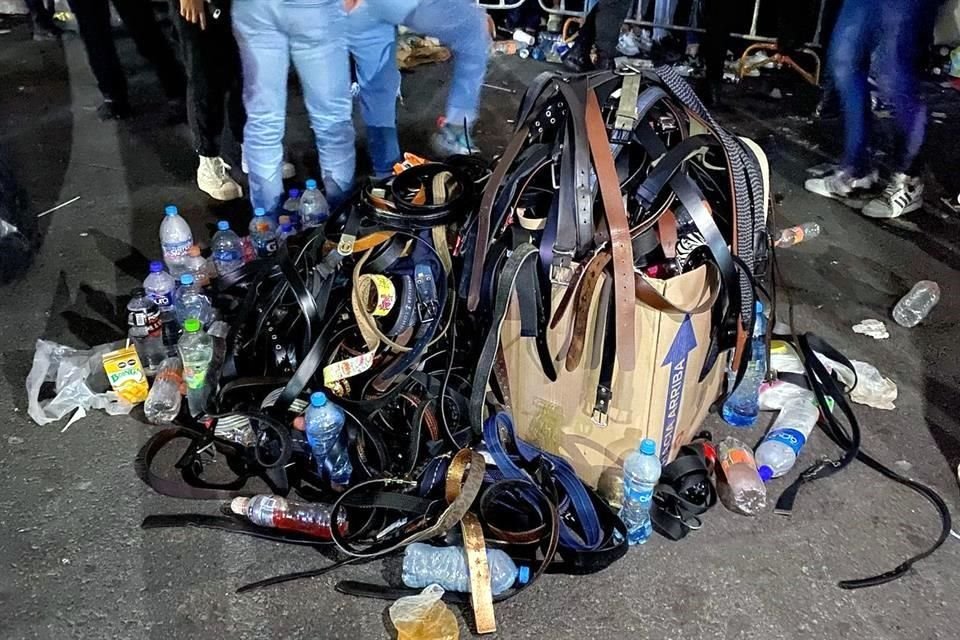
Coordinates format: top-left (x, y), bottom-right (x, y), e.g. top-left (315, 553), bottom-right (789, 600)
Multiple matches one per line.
top-left (862, 173), bottom-right (924, 219)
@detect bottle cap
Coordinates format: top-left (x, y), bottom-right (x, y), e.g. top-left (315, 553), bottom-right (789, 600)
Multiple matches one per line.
top-left (253, 207), bottom-right (266, 218)
top-left (289, 188), bottom-right (300, 198)
top-left (149, 261), bottom-right (164, 273)
top-left (217, 220), bottom-right (230, 231)
top-left (164, 205), bottom-right (178, 216)
top-left (758, 465), bottom-right (774, 483)
top-left (310, 391), bottom-right (327, 407)
top-left (183, 318), bottom-right (201, 333)
top-left (305, 178), bottom-right (317, 190)
top-left (517, 565), bottom-right (531, 585)
top-left (230, 497), bottom-right (250, 515)
top-left (278, 215), bottom-right (291, 226)
top-left (131, 287), bottom-right (146, 297)
top-left (280, 223), bottom-right (293, 233)
top-left (180, 274), bottom-right (195, 286)
top-left (755, 300), bottom-right (765, 314)
top-left (639, 438), bottom-right (656, 456)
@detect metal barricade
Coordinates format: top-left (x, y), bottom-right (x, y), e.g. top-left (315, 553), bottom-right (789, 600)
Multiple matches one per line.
top-left (477, 0), bottom-right (528, 10)
top-left (537, 0), bottom-right (589, 19)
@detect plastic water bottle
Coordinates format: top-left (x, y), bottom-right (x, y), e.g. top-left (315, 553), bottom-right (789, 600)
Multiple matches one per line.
top-left (755, 396), bottom-right (820, 481)
top-left (144, 357), bottom-right (183, 424)
top-left (775, 222), bottom-right (821, 248)
top-left (893, 280), bottom-right (940, 328)
top-left (143, 261), bottom-right (176, 312)
top-left (299, 179), bottom-right (329, 228)
top-left (304, 392), bottom-right (352, 484)
top-left (619, 438), bottom-right (661, 545)
top-left (127, 287), bottom-right (165, 374)
top-left (282, 188), bottom-right (301, 229)
top-left (182, 245), bottom-right (215, 288)
top-left (178, 318), bottom-right (213, 414)
top-left (211, 220), bottom-right (244, 277)
top-left (230, 495), bottom-right (347, 540)
top-left (249, 208), bottom-right (279, 257)
top-left (159, 204), bottom-right (193, 272)
top-left (174, 274), bottom-right (214, 327)
top-left (278, 220), bottom-right (295, 247)
top-left (716, 437), bottom-right (767, 516)
top-left (722, 301), bottom-right (768, 427)
top-left (402, 542), bottom-right (530, 596)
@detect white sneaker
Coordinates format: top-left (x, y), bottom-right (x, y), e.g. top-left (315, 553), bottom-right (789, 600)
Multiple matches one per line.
top-left (804, 169), bottom-right (878, 208)
top-left (862, 173), bottom-right (924, 219)
top-left (240, 146), bottom-right (295, 180)
top-left (197, 156), bottom-right (243, 201)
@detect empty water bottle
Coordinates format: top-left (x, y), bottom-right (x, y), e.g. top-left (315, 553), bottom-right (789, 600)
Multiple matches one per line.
top-left (304, 392), bottom-right (352, 484)
top-left (175, 274), bottom-right (214, 327)
top-left (211, 220), bottom-right (244, 276)
top-left (893, 280), bottom-right (940, 328)
top-left (299, 179), bottom-right (329, 228)
top-left (722, 301), bottom-right (768, 427)
top-left (230, 495), bottom-right (347, 540)
top-left (278, 220), bottom-right (295, 247)
top-left (619, 438), bottom-right (661, 545)
top-left (127, 287), bottom-right (165, 374)
top-left (755, 395), bottom-right (820, 481)
top-left (159, 204), bottom-right (193, 272)
top-left (249, 208), bottom-right (279, 257)
top-left (178, 318), bottom-right (213, 415)
top-left (716, 437), bottom-right (767, 515)
top-left (182, 245), bottom-right (216, 287)
top-left (402, 543), bottom-right (529, 596)
top-left (143, 261), bottom-right (176, 312)
top-left (283, 188), bottom-right (301, 229)
top-left (144, 357), bottom-right (183, 424)
top-left (775, 222), bottom-right (821, 248)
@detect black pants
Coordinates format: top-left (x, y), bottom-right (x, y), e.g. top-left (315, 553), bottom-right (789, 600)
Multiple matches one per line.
top-left (580, 0), bottom-right (635, 61)
top-left (167, 0), bottom-right (245, 157)
top-left (66, 0), bottom-right (185, 103)
top-left (24, 0), bottom-right (54, 22)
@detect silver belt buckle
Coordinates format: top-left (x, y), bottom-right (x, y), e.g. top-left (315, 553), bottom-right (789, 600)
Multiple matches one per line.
top-left (550, 254), bottom-right (574, 286)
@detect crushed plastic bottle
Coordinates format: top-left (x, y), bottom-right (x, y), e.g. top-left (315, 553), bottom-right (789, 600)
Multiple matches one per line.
top-left (716, 437), bottom-right (767, 516)
top-left (304, 392), bottom-right (352, 485)
top-left (722, 301), bottom-right (768, 427)
top-left (774, 222), bottom-right (821, 248)
top-left (892, 280), bottom-right (940, 328)
top-left (249, 208), bottom-right (279, 257)
top-left (299, 179), bottom-right (329, 229)
top-left (755, 395), bottom-right (821, 481)
top-left (230, 495), bottom-right (347, 539)
top-left (282, 188), bottom-right (301, 229)
top-left (127, 287), bottom-right (165, 374)
top-left (144, 357), bottom-right (182, 424)
top-left (390, 584), bottom-right (459, 640)
top-left (159, 204), bottom-right (193, 272)
top-left (211, 220), bottom-right (244, 276)
top-left (178, 318), bottom-right (213, 415)
top-left (181, 245), bottom-right (216, 287)
top-left (402, 542), bottom-right (529, 596)
top-left (619, 438), bottom-right (661, 545)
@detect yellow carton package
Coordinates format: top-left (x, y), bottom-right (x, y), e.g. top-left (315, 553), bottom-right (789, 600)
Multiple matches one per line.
top-left (102, 345), bottom-right (149, 404)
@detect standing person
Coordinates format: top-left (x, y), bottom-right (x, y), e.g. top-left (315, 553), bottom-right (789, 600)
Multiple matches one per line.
top-left (805, 0), bottom-right (936, 218)
top-left (564, 0), bottom-right (634, 71)
top-left (168, 0), bottom-right (245, 201)
top-left (348, 3), bottom-right (402, 178)
top-left (232, 0), bottom-right (355, 213)
top-left (348, 0), bottom-right (491, 156)
top-left (65, 0), bottom-right (186, 120)
top-left (24, 0), bottom-right (61, 40)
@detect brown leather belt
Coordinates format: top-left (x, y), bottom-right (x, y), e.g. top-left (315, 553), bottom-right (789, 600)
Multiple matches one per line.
top-left (565, 250), bottom-right (611, 372)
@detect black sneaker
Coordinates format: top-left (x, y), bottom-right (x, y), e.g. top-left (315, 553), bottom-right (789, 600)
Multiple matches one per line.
top-left (97, 99), bottom-right (132, 121)
top-left (862, 173), bottom-right (924, 219)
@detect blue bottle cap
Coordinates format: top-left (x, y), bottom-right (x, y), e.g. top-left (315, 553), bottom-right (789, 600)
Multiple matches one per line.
top-left (164, 205), bottom-right (178, 216)
top-left (180, 274), bottom-right (194, 286)
top-left (758, 465), bottom-right (774, 483)
top-left (149, 260), bottom-right (164, 273)
top-left (517, 565), bottom-right (531, 585)
top-left (289, 188), bottom-right (301, 198)
top-left (253, 207), bottom-right (266, 218)
top-left (639, 438), bottom-right (656, 456)
top-left (310, 392), bottom-right (327, 407)
top-left (217, 220), bottom-right (230, 231)
top-left (755, 300), bottom-right (764, 314)
top-left (280, 223), bottom-right (293, 233)
top-left (305, 179), bottom-right (317, 190)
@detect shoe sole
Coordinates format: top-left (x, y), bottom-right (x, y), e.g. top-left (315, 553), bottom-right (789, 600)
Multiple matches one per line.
top-left (862, 199), bottom-right (923, 219)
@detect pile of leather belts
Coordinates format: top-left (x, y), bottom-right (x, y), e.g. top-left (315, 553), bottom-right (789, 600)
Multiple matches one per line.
top-left (135, 67), bottom-right (947, 635)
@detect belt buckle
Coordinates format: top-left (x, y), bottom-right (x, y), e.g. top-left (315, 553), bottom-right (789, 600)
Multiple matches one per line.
top-left (337, 233), bottom-right (356, 256)
top-left (550, 162), bottom-right (560, 190)
top-left (591, 385), bottom-right (612, 426)
top-left (550, 254), bottom-right (574, 286)
top-left (417, 300), bottom-right (439, 323)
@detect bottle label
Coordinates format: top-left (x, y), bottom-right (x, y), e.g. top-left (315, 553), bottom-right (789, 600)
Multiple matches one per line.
top-left (149, 291), bottom-right (172, 309)
top-left (256, 239), bottom-right (278, 257)
top-left (129, 309), bottom-right (162, 336)
top-left (163, 239), bottom-right (191, 259)
top-left (183, 365), bottom-right (207, 390)
top-left (764, 428), bottom-right (806, 456)
top-left (214, 249), bottom-right (241, 264)
top-left (720, 448), bottom-right (757, 475)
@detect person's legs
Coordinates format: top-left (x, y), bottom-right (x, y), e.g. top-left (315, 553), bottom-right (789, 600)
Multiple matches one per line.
top-left (593, 0), bottom-right (633, 66)
top-left (286, 0), bottom-right (355, 203)
top-left (65, 0), bottom-right (130, 115)
top-left (349, 5), bottom-right (401, 178)
top-left (653, 0), bottom-right (679, 42)
top-left (233, 0), bottom-right (289, 212)
top-left (110, 0), bottom-right (186, 100)
top-left (24, 0), bottom-right (60, 39)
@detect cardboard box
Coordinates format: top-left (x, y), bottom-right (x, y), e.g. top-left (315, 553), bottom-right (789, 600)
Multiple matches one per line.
top-left (501, 264), bottom-right (724, 501)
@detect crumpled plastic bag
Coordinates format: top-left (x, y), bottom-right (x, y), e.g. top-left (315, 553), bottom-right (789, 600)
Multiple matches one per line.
top-left (26, 339), bottom-right (133, 426)
top-left (852, 319), bottom-right (890, 340)
top-left (389, 584), bottom-right (459, 640)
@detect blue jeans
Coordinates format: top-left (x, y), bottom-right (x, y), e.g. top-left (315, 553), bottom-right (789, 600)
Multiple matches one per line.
top-left (348, 4), bottom-right (401, 177)
top-left (233, 0), bottom-right (354, 213)
top-left (829, 0), bottom-right (932, 176)
top-left (365, 0), bottom-right (490, 127)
